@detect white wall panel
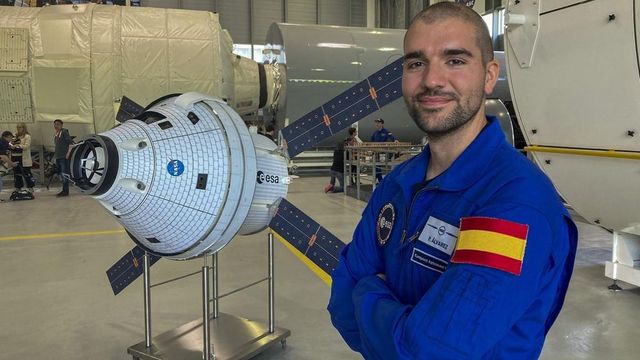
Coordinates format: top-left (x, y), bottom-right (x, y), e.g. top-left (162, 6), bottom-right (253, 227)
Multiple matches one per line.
top-left (319, 0), bottom-right (347, 26)
top-left (378, 0), bottom-right (391, 28)
top-left (140, 0), bottom-right (215, 11)
top-left (253, 0), bottom-right (283, 44)
top-left (141, 0), bottom-right (179, 8)
top-left (142, 0), bottom-right (370, 44)
top-left (350, 0), bottom-right (366, 27)
top-left (408, 0), bottom-right (424, 22)
top-left (182, 0), bottom-right (216, 11)
top-left (287, 0), bottom-right (317, 24)
top-left (218, 0), bottom-right (251, 43)
top-left (392, 0), bottom-right (406, 29)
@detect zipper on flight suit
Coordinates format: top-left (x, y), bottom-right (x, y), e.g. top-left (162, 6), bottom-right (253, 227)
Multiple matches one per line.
top-left (400, 185), bottom-right (439, 244)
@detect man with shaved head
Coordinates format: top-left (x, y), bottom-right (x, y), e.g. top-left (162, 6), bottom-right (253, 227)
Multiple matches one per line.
top-left (328, 2), bottom-right (577, 359)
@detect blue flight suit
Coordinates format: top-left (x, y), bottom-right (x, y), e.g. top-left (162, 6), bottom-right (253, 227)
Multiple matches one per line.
top-left (371, 127), bottom-right (395, 143)
top-left (328, 117), bottom-right (577, 359)
top-left (371, 128), bottom-right (395, 182)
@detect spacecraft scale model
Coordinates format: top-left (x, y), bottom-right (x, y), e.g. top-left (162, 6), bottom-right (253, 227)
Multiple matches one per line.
top-left (70, 93), bottom-right (289, 260)
top-left (73, 48), bottom-right (407, 294)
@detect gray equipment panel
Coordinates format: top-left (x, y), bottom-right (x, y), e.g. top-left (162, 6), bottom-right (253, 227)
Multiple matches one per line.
top-left (0, 77), bottom-right (32, 124)
top-left (0, 27), bottom-right (28, 72)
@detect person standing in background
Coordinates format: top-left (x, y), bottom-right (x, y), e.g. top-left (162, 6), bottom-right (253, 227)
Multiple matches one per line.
top-left (370, 119), bottom-right (395, 184)
top-left (53, 119), bottom-right (73, 197)
top-left (370, 118), bottom-right (395, 143)
top-left (348, 127), bottom-right (363, 145)
top-left (346, 127), bottom-right (362, 184)
top-left (0, 131), bottom-right (17, 201)
top-left (324, 139), bottom-right (346, 194)
top-left (10, 122), bottom-right (36, 193)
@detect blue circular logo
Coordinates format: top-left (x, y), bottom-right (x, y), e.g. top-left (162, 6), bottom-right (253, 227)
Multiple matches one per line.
top-left (167, 160), bottom-right (184, 176)
top-left (376, 203), bottom-right (395, 246)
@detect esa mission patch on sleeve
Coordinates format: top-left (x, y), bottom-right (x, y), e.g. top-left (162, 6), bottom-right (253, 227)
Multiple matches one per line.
top-left (451, 217), bottom-right (528, 275)
top-left (376, 203), bottom-right (395, 246)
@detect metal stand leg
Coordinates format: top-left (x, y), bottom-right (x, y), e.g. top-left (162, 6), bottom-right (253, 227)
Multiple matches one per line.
top-left (212, 253), bottom-right (219, 319)
top-left (143, 253), bottom-right (152, 349)
top-left (604, 230), bottom-right (640, 291)
top-left (268, 233), bottom-right (275, 334)
top-left (128, 243), bottom-right (290, 360)
top-left (608, 280), bottom-right (623, 292)
top-left (371, 155), bottom-right (376, 191)
top-left (202, 257), bottom-right (213, 359)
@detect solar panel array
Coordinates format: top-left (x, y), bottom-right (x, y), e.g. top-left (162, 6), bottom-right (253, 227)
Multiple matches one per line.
top-left (281, 57), bottom-right (404, 158)
top-left (116, 96), bottom-right (145, 123)
top-left (269, 198), bottom-right (346, 277)
top-left (107, 245), bottom-right (161, 295)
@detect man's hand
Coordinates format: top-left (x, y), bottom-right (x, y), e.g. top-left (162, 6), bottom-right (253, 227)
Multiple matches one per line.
top-left (65, 143), bottom-right (76, 160)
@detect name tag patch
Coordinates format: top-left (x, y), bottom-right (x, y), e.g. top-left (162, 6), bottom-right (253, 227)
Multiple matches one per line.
top-left (411, 248), bottom-right (447, 273)
top-left (418, 216), bottom-right (459, 256)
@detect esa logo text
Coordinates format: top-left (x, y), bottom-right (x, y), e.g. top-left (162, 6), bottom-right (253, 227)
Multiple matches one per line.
top-left (257, 171), bottom-right (279, 184)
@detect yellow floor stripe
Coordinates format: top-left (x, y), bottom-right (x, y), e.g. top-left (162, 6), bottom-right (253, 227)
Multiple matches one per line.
top-left (0, 229), bottom-right (125, 242)
top-left (2, 228), bottom-right (335, 288)
top-left (270, 229), bottom-right (332, 287)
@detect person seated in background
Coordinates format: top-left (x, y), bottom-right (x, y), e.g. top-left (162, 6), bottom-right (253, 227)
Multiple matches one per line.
top-left (0, 131), bottom-right (15, 168)
top-left (324, 140), bottom-right (346, 194)
top-left (10, 122), bottom-right (36, 194)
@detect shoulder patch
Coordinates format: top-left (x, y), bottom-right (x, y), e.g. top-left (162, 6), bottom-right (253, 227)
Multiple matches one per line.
top-left (376, 203), bottom-right (395, 246)
top-left (451, 217), bottom-right (528, 275)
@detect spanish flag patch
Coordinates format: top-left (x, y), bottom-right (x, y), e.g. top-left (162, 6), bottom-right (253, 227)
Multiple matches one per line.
top-left (451, 217), bottom-right (528, 276)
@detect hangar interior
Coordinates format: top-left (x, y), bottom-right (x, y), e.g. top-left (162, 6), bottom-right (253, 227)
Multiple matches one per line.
top-left (1, 1), bottom-right (639, 359)
top-left (1, 179), bottom-right (639, 359)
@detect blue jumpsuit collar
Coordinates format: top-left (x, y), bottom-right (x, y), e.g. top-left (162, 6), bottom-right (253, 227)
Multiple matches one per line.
top-left (393, 116), bottom-right (503, 195)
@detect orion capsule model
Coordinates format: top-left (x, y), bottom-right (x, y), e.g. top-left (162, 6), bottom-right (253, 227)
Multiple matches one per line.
top-left (69, 93), bottom-right (290, 260)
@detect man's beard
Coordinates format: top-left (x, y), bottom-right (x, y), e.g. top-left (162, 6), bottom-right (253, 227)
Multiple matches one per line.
top-left (405, 88), bottom-right (484, 140)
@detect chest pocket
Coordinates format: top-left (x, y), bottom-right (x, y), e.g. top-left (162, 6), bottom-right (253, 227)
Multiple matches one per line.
top-left (390, 210), bottom-right (462, 305)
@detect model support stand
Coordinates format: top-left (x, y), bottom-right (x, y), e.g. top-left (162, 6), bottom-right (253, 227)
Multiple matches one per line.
top-left (128, 233), bottom-right (290, 360)
top-left (605, 230), bottom-right (640, 291)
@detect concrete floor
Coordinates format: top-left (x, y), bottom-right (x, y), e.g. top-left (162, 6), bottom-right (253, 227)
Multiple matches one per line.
top-left (0, 177), bottom-right (639, 359)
